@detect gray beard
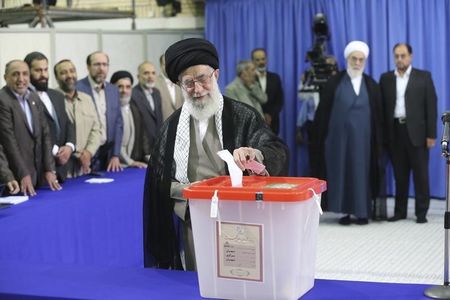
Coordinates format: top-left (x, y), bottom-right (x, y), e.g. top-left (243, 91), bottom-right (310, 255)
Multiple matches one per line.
top-left (182, 78), bottom-right (221, 121)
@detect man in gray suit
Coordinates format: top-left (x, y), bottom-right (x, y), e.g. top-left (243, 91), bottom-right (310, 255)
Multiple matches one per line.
top-left (0, 60), bottom-right (61, 196)
top-left (225, 60), bottom-right (267, 117)
top-left (155, 54), bottom-right (184, 121)
top-left (24, 52), bottom-right (75, 182)
top-left (380, 43), bottom-right (437, 223)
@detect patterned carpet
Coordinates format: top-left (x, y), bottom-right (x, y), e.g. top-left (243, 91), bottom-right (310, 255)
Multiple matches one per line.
top-left (315, 198), bottom-right (445, 284)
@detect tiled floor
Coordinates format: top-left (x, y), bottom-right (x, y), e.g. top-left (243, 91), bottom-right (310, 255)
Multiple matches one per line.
top-left (315, 198), bottom-right (446, 284)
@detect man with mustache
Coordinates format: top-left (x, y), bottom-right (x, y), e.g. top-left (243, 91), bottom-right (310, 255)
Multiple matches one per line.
top-left (379, 43), bottom-right (437, 224)
top-left (143, 38), bottom-right (289, 271)
top-left (24, 52), bottom-right (75, 183)
top-left (251, 48), bottom-right (284, 134)
top-left (311, 41), bottom-right (383, 225)
top-left (77, 51), bottom-right (123, 173)
top-left (0, 60), bottom-right (60, 196)
top-left (54, 59), bottom-right (101, 177)
top-left (110, 70), bottom-right (149, 168)
top-left (131, 61), bottom-right (163, 152)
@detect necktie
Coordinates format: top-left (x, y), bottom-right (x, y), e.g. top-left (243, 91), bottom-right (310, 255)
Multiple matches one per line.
top-left (19, 97), bottom-right (33, 133)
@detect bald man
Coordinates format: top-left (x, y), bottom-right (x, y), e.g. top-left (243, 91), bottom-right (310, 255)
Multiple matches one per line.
top-left (131, 61), bottom-right (163, 152)
top-left (76, 51), bottom-right (124, 172)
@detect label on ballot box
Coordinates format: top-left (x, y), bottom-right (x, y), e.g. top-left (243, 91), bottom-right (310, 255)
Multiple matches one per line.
top-left (218, 221), bottom-right (263, 282)
top-left (184, 176), bottom-right (326, 300)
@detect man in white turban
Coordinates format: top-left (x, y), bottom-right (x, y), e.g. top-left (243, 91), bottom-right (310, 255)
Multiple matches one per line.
top-left (311, 40), bottom-right (384, 225)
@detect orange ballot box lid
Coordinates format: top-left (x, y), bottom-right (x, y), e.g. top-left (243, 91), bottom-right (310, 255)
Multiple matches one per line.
top-left (183, 176), bottom-right (327, 202)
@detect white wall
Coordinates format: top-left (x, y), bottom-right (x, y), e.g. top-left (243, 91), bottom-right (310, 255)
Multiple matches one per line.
top-left (0, 28), bottom-right (203, 87)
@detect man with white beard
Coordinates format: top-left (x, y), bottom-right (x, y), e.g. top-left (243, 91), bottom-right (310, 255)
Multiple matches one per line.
top-left (143, 38), bottom-right (289, 271)
top-left (110, 70), bottom-right (148, 169)
top-left (131, 61), bottom-right (163, 152)
top-left (311, 40), bottom-right (383, 226)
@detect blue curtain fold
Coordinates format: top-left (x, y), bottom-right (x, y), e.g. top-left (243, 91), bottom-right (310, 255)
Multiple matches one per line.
top-left (206, 0), bottom-right (449, 198)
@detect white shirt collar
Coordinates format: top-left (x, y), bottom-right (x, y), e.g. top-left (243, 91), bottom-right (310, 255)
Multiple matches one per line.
top-left (395, 64), bottom-right (412, 78)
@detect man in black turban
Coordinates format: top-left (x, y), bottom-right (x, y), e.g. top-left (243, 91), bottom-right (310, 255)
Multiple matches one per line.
top-left (143, 38), bottom-right (289, 270)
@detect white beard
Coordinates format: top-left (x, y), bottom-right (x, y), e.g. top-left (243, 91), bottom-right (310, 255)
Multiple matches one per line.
top-left (346, 62), bottom-right (364, 78)
top-left (144, 82), bottom-right (155, 89)
top-left (182, 76), bottom-right (221, 121)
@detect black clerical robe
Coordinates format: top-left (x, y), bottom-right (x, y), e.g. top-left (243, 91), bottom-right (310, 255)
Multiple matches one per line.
top-left (143, 96), bottom-right (289, 269)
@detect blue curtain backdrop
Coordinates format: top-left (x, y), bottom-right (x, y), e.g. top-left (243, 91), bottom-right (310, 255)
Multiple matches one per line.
top-left (205, 0), bottom-right (449, 199)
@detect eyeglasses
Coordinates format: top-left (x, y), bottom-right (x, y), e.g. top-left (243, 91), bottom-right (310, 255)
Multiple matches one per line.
top-left (180, 70), bottom-right (215, 91)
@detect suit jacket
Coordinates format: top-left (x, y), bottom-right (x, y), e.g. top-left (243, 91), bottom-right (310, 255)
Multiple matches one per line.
top-left (39, 88), bottom-right (75, 181)
top-left (0, 87), bottom-right (55, 186)
top-left (225, 77), bottom-right (267, 117)
top-left (154, 75), bottom-right (184, 121)
top-left (131, 85), bottom-right (163, 151)
top-left (260, 71), bottom-right (284, 134)
top-left (76, 77), bottom-right (124, 157)
top-left (379, 68), bottom-right (437, 147)
top-left (0, 143), bottom-right (14, 183)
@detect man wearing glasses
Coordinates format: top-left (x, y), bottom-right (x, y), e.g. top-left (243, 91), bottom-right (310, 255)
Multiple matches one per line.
top-left (77, 51), bottom-right (124, 173)
top-left (143, 38), bottom-right (289, 271)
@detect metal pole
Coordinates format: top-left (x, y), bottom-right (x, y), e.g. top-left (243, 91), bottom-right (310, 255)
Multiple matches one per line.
top-left (424, 114), bottom-right (450, 299)
top-left (131, 0), bottom-right (136, 30)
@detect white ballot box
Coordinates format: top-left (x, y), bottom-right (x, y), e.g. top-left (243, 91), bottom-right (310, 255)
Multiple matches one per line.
top-left (183, 176), bottom-right (326, 300)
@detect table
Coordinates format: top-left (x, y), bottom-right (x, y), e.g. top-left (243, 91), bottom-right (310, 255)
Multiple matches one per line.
top-left (0, 168), bottom-right (146, 267)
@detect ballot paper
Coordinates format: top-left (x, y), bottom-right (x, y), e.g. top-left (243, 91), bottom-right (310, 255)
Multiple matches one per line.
top-left (0, 195), bottom-right (29, 205)
top-left (84, 178), bottom-right (115, 184)
top-left (217, 150), bottom-right (242, 187)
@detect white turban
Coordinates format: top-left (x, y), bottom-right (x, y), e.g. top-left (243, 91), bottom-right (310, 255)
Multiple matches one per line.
top-left (344, 41), bottom-right (369, 59)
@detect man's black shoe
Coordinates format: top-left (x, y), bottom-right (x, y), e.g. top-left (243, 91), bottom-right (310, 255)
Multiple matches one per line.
top-left (338, 215), bottom-right (352, 225)
top-left (355, 218), bottom-right (369, 225)
top-left (387, 215), bottom-right (406, 222)
top-left (416, 217), bottom-right (428, 224)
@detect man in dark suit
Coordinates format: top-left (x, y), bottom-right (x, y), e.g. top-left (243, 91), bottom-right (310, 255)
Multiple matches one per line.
top-left (251, 48), bottom-right (284, 134)
top-left (0, 60), bottom-right (61, 196)
top-left (132, 61), bottom-right (163, 152)
top-left (24, 52), bottom-right (75, 182)
top-left (110, 70), bottom-right (149, 168)
top-left (76, 51), bottom-right (124, 172)
top-left (379, 43), bottom-right (437, 224)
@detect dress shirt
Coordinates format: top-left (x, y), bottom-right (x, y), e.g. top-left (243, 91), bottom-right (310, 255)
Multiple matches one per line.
top-left (394, 65), bottom-right (412, 118)
top-left (257, 72), bottom-right (267, 93)
top-left (88, 76), bottom-right (107, 145)
top-left (13, 90), bottom-right (33, 133)
top-left (143, 86), bottom-right (155, 111)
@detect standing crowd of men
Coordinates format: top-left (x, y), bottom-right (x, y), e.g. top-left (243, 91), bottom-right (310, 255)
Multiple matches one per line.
top-left (0, 38), bottom-right (438, 272)
top-left (0, 50), bottom-right (186, 196)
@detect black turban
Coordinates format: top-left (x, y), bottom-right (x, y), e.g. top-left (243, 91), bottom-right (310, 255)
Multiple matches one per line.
top-left (164, 38), bottom-right (219, 84)
top-left (110, 70), bottom-right (134, 85)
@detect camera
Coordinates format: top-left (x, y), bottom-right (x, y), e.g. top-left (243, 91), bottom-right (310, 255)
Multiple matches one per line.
top-left (301, 13), bottom-right (338, 91)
